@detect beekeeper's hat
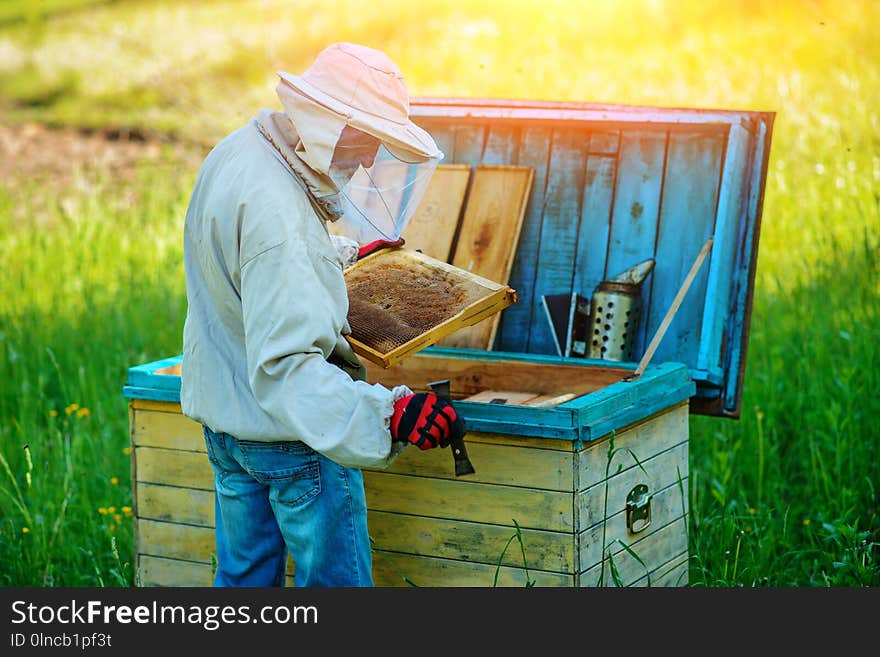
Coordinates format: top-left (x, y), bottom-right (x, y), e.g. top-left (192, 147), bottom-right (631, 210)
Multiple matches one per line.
top-left (277, 42), bottom-right (441, 164)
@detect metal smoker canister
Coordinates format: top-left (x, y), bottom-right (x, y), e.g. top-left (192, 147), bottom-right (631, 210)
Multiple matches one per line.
top-left (588, 280), bottom-right (643, 361)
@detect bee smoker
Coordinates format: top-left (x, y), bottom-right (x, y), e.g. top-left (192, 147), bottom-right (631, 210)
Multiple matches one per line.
top-left (588, 259), bottom-right (655, 362)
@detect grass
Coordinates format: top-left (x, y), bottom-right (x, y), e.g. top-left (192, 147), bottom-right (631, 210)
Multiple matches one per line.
top-left (1, 0), bottom-right (878, 586)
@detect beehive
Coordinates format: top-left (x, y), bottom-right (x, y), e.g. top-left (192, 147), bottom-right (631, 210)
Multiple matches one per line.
top-left (124, 96), bottom-right (774, 587)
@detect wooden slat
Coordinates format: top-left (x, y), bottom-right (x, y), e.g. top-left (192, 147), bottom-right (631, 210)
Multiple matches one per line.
top-left (578, 402), bottom-right (688, 490)
top-left (371, 550), bottom-right (572, 587)
top-left (528, 128), bottom-right (588, 354)
top-left (133, 408), bottom-right (204, 451)
top-left (402, 164), bottom-right (471, 260)
top-left (452, 123), bottom-right (487, 166)
top-left (135, 447), bottom-right (214, 490)
top-left (572, 155), bottom-right (617, 310)
top-left (481, 124), bottom-right (521, 165)
top-left (372, 436), bottom-right (575, 491)
top-left (136, 483), bottom-right (214, 527)
top-left (631, 552), bottom-right (689, 587)
top-left (138, 555), bottom-right (295, 588)
top-left (578, 479), bottom-right (688, 568)
top-left (577, 442), bottom-right (688, 530)
top-left (648, 129), bottom-right (724, 367)
top-left (365, 352), bottom-right (626, 399)
top-left (578, 517), bottom-right (689, 587)
top-left (367, 510), bottom-right (575, 573)
top-left (363, 471), bottom-right (574, 532)
top-left (440, 165), bottom-right (534, 349)
top-left (131, 398), bottom-right (181, 413)
top-left (495, 125), bottom-right (552, 351)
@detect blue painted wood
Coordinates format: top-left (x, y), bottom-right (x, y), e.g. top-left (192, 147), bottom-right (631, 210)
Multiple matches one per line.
top-left (698, 124), bottom-right (750, 379)
top-left (528, 127), bottom-right (588, 354)
top-left (588, 130), bottom-right (620, 155)
top-left (481, 124), bottom-right (520, 166)
top-left (452, 124), bottom-right (486, 166)
top-left (724, 118), bottom-right (769, 413)
top-left (648, 129), bottom-right (724, 368)
top-left (495, 125), bottom-right (551, 352)
top-left (572, 154), bottom-right (616, 311)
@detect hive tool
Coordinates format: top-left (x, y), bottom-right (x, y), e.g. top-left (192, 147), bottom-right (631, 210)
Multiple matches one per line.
top-left (427, 379), bottom-right (475, 477)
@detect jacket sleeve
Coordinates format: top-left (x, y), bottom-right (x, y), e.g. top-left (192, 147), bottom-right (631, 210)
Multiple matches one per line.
top-left (240, 232), bottom-right (402, 469)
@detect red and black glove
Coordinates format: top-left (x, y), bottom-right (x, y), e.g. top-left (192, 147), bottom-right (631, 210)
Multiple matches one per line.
top-left (390, 392), bottom-right (465, 450)
top-left (357, 237), bottom-right (405, 259)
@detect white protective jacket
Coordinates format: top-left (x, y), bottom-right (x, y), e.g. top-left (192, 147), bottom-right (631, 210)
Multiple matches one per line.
top-left (180, 119), bottom-right (404, 469)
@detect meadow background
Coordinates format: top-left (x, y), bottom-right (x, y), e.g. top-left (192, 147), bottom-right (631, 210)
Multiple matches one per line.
top-left (0, 0), bottom-right (877, 587)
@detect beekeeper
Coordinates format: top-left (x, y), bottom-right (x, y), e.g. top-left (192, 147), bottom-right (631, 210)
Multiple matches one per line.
top-left (180, 42), bottom-right (465, 587)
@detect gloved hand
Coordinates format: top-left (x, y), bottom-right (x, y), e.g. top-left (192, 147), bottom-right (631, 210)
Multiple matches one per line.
top-left (358, 237), bottom-right (405, 259)
top-left (390, 392), bottom-right (465, 450)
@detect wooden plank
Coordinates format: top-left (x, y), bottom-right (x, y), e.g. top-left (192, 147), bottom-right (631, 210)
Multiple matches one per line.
top-left (363, 471), bottom-right (574, 532)
top-left (578, 516), bottom-right (689, 587)
top-left (440, 165), bottom-right (534, 349)
top-left (648, 129), bottom-right (724, 367)
top-left (370, 438), bottom-right (575, 491)
top-left (578, 402), bottom-right (688, 490)
top-left (137, 519), bottom-right (295, 576)
top-left (528, 127), bottom-right (588, 354)
top-left (495, 125), bottom-right (551, 351)
top-left (572, 155), bottom-right (616, 310)
top-left (367, 510), bottom-right (575, 573)
top-left (605, 129), bottom-right (667, 355)
top-left (135, 447), bottom-right (214, 490)
top-left (371, 550), bottom-right (573, 587)
top-left (131, 398), bottom-right (181, 413)
top-left (481, 124), bottom-right (521, 165)
top-left (577, 442), bottom-right (688, 530)
top-left (133, 407), bottom-right (204, 451)
top-left (578, 479), bottom-right (688, 568)
top-left (365, 352), bottom-right (626, 399)
top-left (631, 552), bottom-right (689, 587)
top-left (451, 123), bottom-right (486, 166)
top-left (460, 390), bottom-right (541, 405)
top-left (401, 164), bottom-right (471, 261)
top-left (136, 483), bottom-right (214, 527)
top-left (138, 555), bottom-right (296, 588)
top-left (698, 124), bottom-right (750, 377)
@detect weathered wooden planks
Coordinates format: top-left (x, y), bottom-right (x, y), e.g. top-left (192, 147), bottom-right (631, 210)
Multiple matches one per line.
top-left (401, 164), bottom-right (471, 260)
top-left (439, 165), bottom-right (534, 349)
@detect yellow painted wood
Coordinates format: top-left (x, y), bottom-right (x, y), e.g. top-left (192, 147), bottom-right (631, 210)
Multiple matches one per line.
top-left (365, 351), bottom-right (626, 398)
top-left (440, 165), bottom-right (535, 349)
top-left (136, 483), bottom-right (214, 527)
top-left (371, 550), bottom-right (572, 587)
top-left (579, 402), bottom-right (688, 490)
top-left (578, 517), bottom-right (689, 587)
top-left (138, 555), bottom-right (295, 588)
top-left (577, 442), bottom-right (688, 529)
top-left (373, 438), bottom-right (575, 491)
top-left (402, 163), bottom-right (472, 260)
top-left (133, 408), bottom-right (205, 451)
top-left (135, 446), bottom-right (214, 490)
top-left (363, 471), bottom-right (574, 532)
top-left (131, 398), bottom-right (181, 413)
top-left (578, 478), bottom-right (688, 568)
top-left (367, 510), bottom-right (575, 573)
top-left (631, 552), bottom-right (689, 587)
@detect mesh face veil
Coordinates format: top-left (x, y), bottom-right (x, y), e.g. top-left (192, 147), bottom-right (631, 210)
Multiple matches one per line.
top-left (327, 126), bottom-right (440, 243)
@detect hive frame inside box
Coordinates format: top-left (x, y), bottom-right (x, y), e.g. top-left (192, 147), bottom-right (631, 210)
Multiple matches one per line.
top-left (344, 248), bottom-right (517, 368)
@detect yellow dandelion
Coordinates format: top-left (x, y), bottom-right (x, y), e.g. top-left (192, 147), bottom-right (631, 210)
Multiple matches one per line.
top-left (748, 507), bottom-right (756, 515)
top-left (76, 407), bottom-right (90, 418)
top-left (64, 403), bottom-right (79, 415)
top-left (114, 514), bottom-right (122, 523)
top-left (98, 507), bottom-right (108, 515)
top-left (49, 410), bottom-right (58, 417)
top-left (110, 477), bottom-right (119, 485)
top-left (122, 506), bottom-right (132, 516)
top-left (803, 518), bottom-right (811, 526)
top-left (109, 524), bottom-right (116, 533)
top-left (22, 527), bottom-right (30, 534)
top-left (107, 506), bottom-right (116, 514)
top-left (745, 525), bottom-right (752, 532)
top-left (122, 447), bottom-right (131, 455)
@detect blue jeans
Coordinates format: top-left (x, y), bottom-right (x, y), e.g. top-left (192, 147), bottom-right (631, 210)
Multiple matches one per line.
top-left (203, 426), bottom-right (373, 587)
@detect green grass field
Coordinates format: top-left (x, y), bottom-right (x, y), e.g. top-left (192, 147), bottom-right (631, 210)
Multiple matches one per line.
top-left (1, 0), bottom-right (877, 586)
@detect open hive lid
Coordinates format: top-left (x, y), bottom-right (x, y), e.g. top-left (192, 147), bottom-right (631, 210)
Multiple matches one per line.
top-left (406, 97), bottom-right (775, 418)
top-left (344, 247), bottom-right (517, 368)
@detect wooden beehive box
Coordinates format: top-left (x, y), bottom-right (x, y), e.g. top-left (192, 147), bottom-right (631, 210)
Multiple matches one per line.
top-left (123, 97), bottom-right (774, 587)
